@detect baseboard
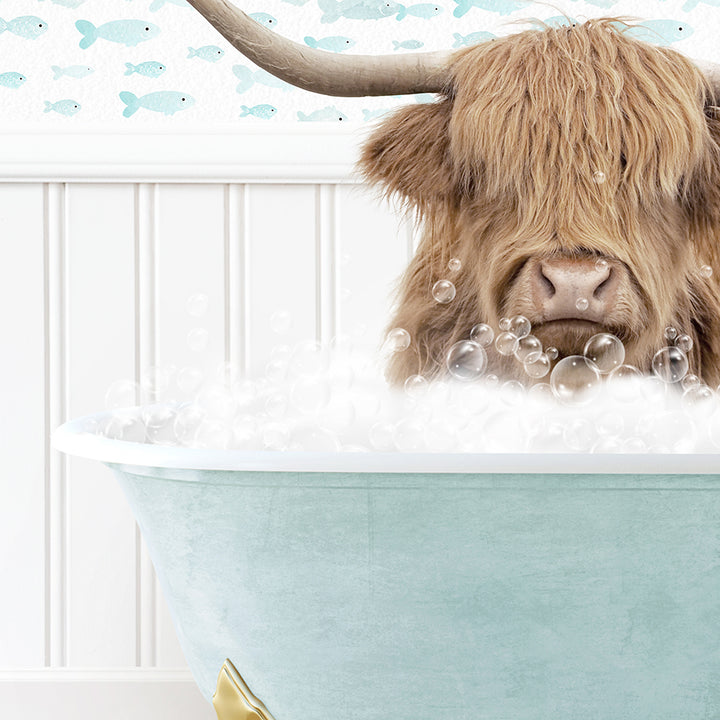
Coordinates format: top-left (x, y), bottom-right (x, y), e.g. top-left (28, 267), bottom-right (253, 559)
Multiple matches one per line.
top-left (0, 670), bottom-right (216, 720)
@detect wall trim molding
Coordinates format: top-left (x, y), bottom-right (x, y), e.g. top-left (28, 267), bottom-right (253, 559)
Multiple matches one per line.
top-left (0, 125), bottom-right (369, 183)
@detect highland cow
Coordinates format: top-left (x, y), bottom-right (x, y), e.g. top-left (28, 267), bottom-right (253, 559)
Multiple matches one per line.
top-left (186, 1), bottom-right (720, 386)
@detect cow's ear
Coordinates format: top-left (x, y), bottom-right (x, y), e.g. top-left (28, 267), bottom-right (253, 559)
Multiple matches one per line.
top-left (358, 99), bottom-right (454, 211)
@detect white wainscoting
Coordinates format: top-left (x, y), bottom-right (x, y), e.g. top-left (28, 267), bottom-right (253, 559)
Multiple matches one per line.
top-left (0, 126), bottom-right (415, 719)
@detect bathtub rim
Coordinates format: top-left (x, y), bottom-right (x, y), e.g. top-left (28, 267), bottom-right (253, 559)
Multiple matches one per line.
top-left (53, 408), bottom-right (720, 474)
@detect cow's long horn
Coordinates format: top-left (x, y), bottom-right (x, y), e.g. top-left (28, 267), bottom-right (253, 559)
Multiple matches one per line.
top-left (186, 0), bottom-right (452, 96)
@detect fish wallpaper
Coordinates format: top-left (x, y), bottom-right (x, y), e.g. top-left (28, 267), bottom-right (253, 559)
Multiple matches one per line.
top-left (0, 0), bottom-right (716, 125)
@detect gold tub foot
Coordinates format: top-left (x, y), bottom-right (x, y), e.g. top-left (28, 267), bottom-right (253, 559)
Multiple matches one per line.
top-left (213, 659), bottom-right (276, 720)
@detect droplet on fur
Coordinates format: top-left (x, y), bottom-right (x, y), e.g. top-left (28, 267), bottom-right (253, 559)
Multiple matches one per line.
top-left (595, 258), bottom-right (608, 273)
top-left (700, 264), bottom-right (713, 278)
top-left (652, 346), bottom-right (689, 383)
top-left (575, 297), bottom-right (589, 312)
top-left (448, 257), bottom-right (462, 273)
top-left (583, 333), bottom-right (625, 374)
top-left (676, 334), bottom-right (693, 353)
top-left (509, 315), bottom-right (531, 339)
top-left (495, 332), bottom-right (519, 356)
top-left (432, 279), bottom-right (456, 304)
top-left (592, 171), bottom-right (606, 184)
top-left (446, 340), bottom-right (487, 381)
top-left (664, 326), bottom-right (678, 342)
top-left (499, 317), bottom-right (511, 331)
top-left (470, 323), bottom-right (494, 347)
top-left (383, 328), bottom-right (411, 353)
top-left (550, 355), bottom-right (602, 405)
top-left (546, 346), bottom-right (559, 360)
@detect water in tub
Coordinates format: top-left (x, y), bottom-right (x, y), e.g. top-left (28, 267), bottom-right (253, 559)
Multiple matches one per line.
top-left (90, 290), bottom-right (720, 454)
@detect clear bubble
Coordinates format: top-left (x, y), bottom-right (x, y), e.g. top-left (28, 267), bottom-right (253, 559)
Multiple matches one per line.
top-left (700, 264), bottom-right (713, 278)
top-left (187, 327), bottom-right (209, 352)
top-left (495, 331), bottom-right (519, 356)
top-left (393, 419), bottom-right (425, 451)
top-left (681, 384), bottom-right (715, 418)
top-left (470, 323), bottom-right (494, 347)
top-left (99, 411), bottom-right (146, 443)
top-left (193, 420), bottom-right (232, 449)
top-left (383, 328), bottom-right (411, 353)
top-left (140, 365), bottom-right (171, 402)
top-left (291, 426), bottom-right (341, 452)
top-left (141, 404), bottom-right (176, 444)
top-left (176, 367), bottom-right (204, 395)
top-left (291, 340), bottom-right (331, 377)
top-left (485, 374), bottom-right (499, 388)
top-left (515, 335), bottom-right (542, 363)
top-left (652, 346), bottom-right (689, 383)
top-left (270, 309), bottom-right (293, 335)
top-left (196, 383), bottom-right (238, 420)
top-left (186, 292), bottom-right (209, 317)
top-left (550, 355), bottom-right (602, 405)
top-left (681, 374), bottom-right (700, 391)
top-left (265, 357), bottom-right (289, 383)
top-left (499, 317), bottom-right (511, 331)
top-left (595, 258), bottom-right (608, 273)
top-left (528, 382), bottom-right (553, 401)
top-left (676, 334), bottom-right (693, 353)
top-left (575, 297), bottom-right (589, 312)
top-left (318, 396), bottom-right (356, 432)
top-left (563, 418), bottom-right (594, 452)
top-left (524, 352), bottom-right (551, 378)
top-left (664, 326), bottom-right (678, 342)
top-left (369, 421), bottom-right (395, 451)
top-left (215, 361), bottom-right (241, 387)
top-left (424, 418), bottom-right (457, 452)
top-left (583, 333), bottom-right (625, 374)
top-left (265, 391), bottom-right (288, 419)
top-left (262, 422), bottom-right (290, 450)
top-left (234, 379), bottom-right (258, 409)
top-left (432, 279), bottom-right (456, 304)
top-left (231, 415), bottom-right (259, 449)
top-left (708, 411), bottom-right (720, 449)
top-left (591, 436), bottom-right (624, 453)
top-left (404, 374), bottom-right (429, 398)
top-left (173, 403), bottom-right (206, 445)
top-left (448, 257), bottom-right (462, 273)
top-left (105, 379), bottom-right (139, 410)
top-left (500, 380), bottom-right (525, 405)
top-left (595, 412), bottom-right (624, 437)
top-left (508, 315), bottom-right (531, 339)
top-left (446, 340), bottom-right (487, 381)
top-left (291, 377), bottom-right (331, 414)
top-left (545, 346), bottom-right (559, 360)
top-left (592, 170), bottom-right (606, 184)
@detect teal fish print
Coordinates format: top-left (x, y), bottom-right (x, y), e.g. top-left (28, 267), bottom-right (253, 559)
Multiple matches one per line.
top-left (397, 3), bottom-right (443, 19)
top-left (0, 72), bottom-right (26, 89)
top-left (0, 16), bottom-right (48, 40)
top-left (120, 90), bottom-right (194, 117)
top-left (362, 107), bottom-right (393, 120)
top-left (319, 0), bottom-right (405, 22)
top-left (618, 19), bottom-right (692, 45)
top-left (44, 99), bottom-right (81, 116)
top-left (304, 35), bottom-right (356, 52)
top-left (240, 104), bottom-right (277, 119)
top-left (682, 0), bottom-right (719, 11)
top-left (44, 0), bottom-right (86, 7)
top-left (282, 0), bottom-right (310, 5)
top-left (249, 13), bottom-right (278, 28)
top-left (52, 65), bottom-right (94, 80)
top-left (233, 65), bottom-right (291, 93)
top-left (75, 19), bottom-right (160, 49)
top-left (392, 39), bottom-right (424, 50)
top-left (414, 93), bottom-right (437, 103)
top-left (149, 0), bottom-right (190, 10)
top-left (297, 105), bottom-right (348, 121)
top-left (452, 30), bottom-right (495, 46)
top-left (124, 61), bottom-right (166, 77)
top-left (187, 45), bottom-right (225, 62)
top-left (453, 0), bottom-right (531, 18)
top-left (533, 15), bottom-right (579, 28)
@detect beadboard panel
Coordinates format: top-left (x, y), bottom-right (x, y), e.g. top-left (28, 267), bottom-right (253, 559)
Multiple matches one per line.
top-left (0, 131), bottom-right (409, 716)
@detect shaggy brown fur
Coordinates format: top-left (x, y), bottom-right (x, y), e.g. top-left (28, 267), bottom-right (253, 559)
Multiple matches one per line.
top-left (359, 17), bottom-right (720, 386)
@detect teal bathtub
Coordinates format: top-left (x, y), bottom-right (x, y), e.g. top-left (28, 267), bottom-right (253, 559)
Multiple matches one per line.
top-left (54, 411), bottom-right (720, 719)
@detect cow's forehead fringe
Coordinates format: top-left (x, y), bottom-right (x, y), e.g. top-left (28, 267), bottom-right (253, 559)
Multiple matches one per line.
top-left (448, 17), bottom-right (714, 214)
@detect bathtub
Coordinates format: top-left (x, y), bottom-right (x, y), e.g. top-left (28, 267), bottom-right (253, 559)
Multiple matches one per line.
top-left (54, 409), bottom-right (720, 720)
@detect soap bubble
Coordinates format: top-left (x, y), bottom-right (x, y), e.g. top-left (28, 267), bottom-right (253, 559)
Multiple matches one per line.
top-left (583, 333), bottom-right (625, 374)
top-left (140, 365), bottom-right (172, 402)
top-left (187, 328), bottom-right (209, 352)
top-left (470, 323), bottom-right (494, 347)
top-left (186, 292), bottom-right (209, 317)
top-left (194, 419), bottom-right (232, 449)
top-left (265, 358), bottom-right (288, 383)
top-left (369, 421), bottom-right (395, 451)
top-left (448, 258), bottom-right (462, 273)
top-left (105, 379), bottom-right (139, 410)
top-left (176, 367), bottom-right (204, 395)
top-left (292, 340), bottom-right (331, 377)
top-left (524, 353), bottom-right (551, 378)
top-left (676, 334), bottom-right (693, 353)
top-left (231, 415), bottom-right (259, 449)
top-left (515, 335), bottom-right (542, 363)
top-left (508, 315), bottom-right (531, 339)
top-left (700, 264), bottom-right (713, 278)
top-left (708, 412), bottom-right (720, 449)
top-left (681, 374), bottom-right (700, 391)
top-left (265, 391), bottom-right (288, 419)
top-left (318, 396), bottom-right (356, 432)
top-left (595, 411), bottom-right (624, 437)
top-left (432, 279), bottom-right (456, 304)
top-left (270, 309), bottom-right (293, 335)
top-left (99, 411), bottom-right (145, 442)
top-left (485, 374), bottom-right (499, 388)
top-left (262, 422), bottom-right (290, 450)
top-left (141, 404), bottom-right (176, 445)
top-left (393, 418), bottom-right (425, 451)
top-left (500, 380), bottom-right (525, 405)
top-left (383, 328), bottom-right (411, 353)
top-left (291, 426), bottom-right (340, 452)
top-left (563, 418), bottom-right (594, 452)
top-left (446, 340), bottom-right (487, 381)
top-left (499, 317), bottom-right (511, 331)
top-left (404, 374), bottom-right (429, 398)
top-left (215, 362), bottom-right (241, 387)
top-left (681, 384), bottom-right (715, 418)
top-left (495, 332), bottom-right (519, 356)
top-left (545, 346), bottom-right (559, 360)
top-left (575, 297), bottom-right (589, 312)
top-left (173, 403), bottom-right (206, 445)
top-left (664, 326), bottom-right (678, 342)
top-left (550, 355), bottom-right (602, 405)
top-left (592, 171), bottom-right (606, 184)
top-left (291, 377), bottom-right (331, 414)
top-left (595, 258), bottom-right (608, 272)
top-left (528, 382), bottom-right (553, 400)
top-left (652, 346), bottom-right (689, 383)
top-left (197, 383), bottom-right (238, 420)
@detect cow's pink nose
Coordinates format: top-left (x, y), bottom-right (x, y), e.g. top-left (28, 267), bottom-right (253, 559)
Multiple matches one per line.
top-left (533, 257), bottom-right (617, 320)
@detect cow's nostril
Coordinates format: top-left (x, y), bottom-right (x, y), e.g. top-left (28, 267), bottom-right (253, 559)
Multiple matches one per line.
top-left (540, 268), bottom-right (556, 298)
top-left (593, 268), bottom-right (613, 299)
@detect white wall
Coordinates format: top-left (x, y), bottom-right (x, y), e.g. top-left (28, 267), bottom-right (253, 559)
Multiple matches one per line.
top-left (0, 126), bottom-right (415, 719)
